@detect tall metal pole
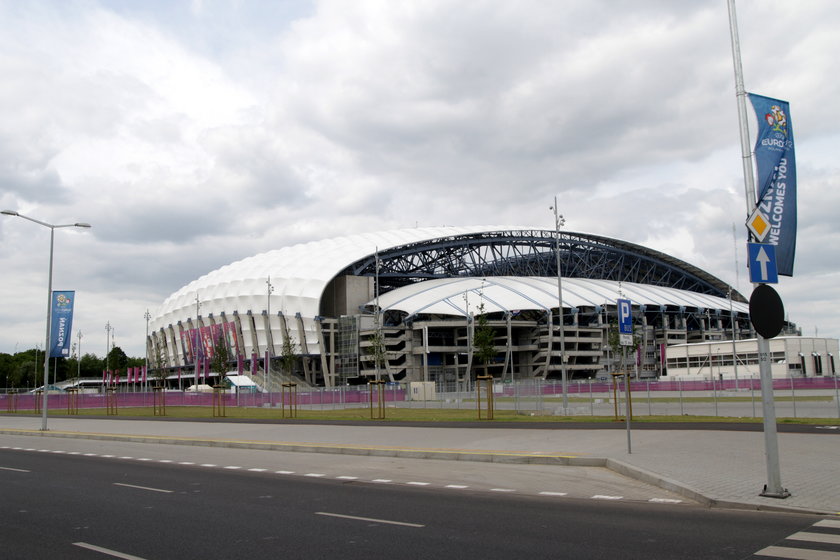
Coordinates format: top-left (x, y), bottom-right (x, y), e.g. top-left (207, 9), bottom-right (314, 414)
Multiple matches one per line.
top-left (194, 295), bottom-right (201, 390)
top-left (374, 248), bottom-right (381, 382)
top-left (105, 321), bottom-right (111, 391)
top-left (551, 197), bottom-right (569, 412)
top-left (144, 310), bottom-right (151, 393)
top-left (265, 277), bottom-right (274, 395)
top-left (727, 0), bottom-right (788, 498)
top-left (41, 227), bottom-right (54, 430)
top-left (1, 210), bottom-right (90, 431)
top-left (76, 330), bottom-right (82, 381)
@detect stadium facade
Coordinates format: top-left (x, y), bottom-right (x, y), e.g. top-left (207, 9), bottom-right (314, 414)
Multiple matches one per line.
top-left (148, 226), bottom-right (801, 388)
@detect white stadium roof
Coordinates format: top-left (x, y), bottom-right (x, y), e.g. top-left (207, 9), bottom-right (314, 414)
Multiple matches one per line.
top-left (370, 276), bottom-right (749, 318)
top-left (151, 226), bottom-right (743, 336)
top-left (152, 226), bottom-right (512, 330)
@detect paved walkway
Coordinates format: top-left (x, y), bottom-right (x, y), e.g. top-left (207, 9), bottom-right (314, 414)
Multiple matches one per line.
top-left (1, 416), bottom-right (838, 515)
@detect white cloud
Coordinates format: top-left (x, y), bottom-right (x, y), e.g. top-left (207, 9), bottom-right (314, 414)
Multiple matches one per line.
top-left (1, 0), bottom-right (839, 356)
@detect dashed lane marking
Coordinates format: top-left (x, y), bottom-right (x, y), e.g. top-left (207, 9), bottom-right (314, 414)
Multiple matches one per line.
top-left (74, 542), bottom-right (149, 560)
top-left (315, 512), bottom-right (424, 528)
top-left (113, 483), bottom-right (173, 494)
top-left (2, 445), bottom-right (690, 505)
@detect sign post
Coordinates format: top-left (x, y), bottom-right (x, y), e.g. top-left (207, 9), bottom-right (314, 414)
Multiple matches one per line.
top-left (617, 298), bottom-right (633, 454)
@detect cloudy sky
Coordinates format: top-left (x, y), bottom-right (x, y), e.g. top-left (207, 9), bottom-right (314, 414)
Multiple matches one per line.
top-left (1, 0), bottom-right (838, 359)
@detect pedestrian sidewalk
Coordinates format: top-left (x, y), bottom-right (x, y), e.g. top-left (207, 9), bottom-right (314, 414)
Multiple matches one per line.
top-left (1, 416), bottom-right (838, 515)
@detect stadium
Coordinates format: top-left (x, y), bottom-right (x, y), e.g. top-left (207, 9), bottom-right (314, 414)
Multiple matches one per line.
top-left (147, 226), bottom-right (806, 390)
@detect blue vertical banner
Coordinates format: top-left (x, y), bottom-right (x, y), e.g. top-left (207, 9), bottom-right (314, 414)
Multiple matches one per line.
top-left (49, 290), bottom-right (75, 357)
top-left (748, 93), bottom-right (797, 276)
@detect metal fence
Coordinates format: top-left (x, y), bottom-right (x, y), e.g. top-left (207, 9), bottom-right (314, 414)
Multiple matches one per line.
top-left (1, 376), bottom-right (838, 419)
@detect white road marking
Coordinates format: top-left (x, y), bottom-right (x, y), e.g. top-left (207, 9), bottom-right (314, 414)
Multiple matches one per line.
top-left (305, 473), bottom-right (325, 477)
top-left (787, 531), bottom-right (840, 545)
top-left (223, 466), bottom-right (242, 470)
top-left (539, 491), bottom-right (568, 497)
top-left (407, 482), bottom-right (430, 486)
top-left (0, 466), bottom-right (30, 473)
top-left (119, 457), bottom-right (134, 460)
top-left (51, 450), bottom-right (66, 454)
top-left (592, 495), bottom-right (623, 500)
top-left (816, 520), bottom-right (840, 529)
top-left (372, 479), bottom-right (392, 483)
top-left (315, 512), bottom-right (424, 528)
top-left (158, 460), bottom-right (172, 463)
top-left (248, 468), bottom-right (267, 472)
top-left (200, 464), bottom-right (217, 467)
top-left (135, 458), bottom-right (152, 462)
top-left (113, 483), bottom-right (173, 494)
top-left (74, 542), bottom-right (149, 560)
top-left (445, 485), bottom-right (469, 489)
top-left (753, 545), bottom-right (840, 559)
top-left (649, 498), bottom-right (682, 504)
top-left (490, 488), bottom-right (516, 493)
top-left (276, 470), bottom-right (295, 475)
top-left (84, 453), bottom-right (98, 457)
top-left (336, 476), bottom-right (358, 480)
top-left (178, 462), bottom-right (194, 465)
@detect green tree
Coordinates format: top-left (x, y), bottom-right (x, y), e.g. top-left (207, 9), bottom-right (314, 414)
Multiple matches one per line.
top-left (150, 342), bottom-right (169, 388)
top-left (279, 332), bottom-right (298, 379)
top-left (79, 353), bottom-right (104, 378)
top-left (107, 346), bottom-right (129, 375)
top-left (209, 332), bottom-right (231, 387)
top-left (365, 330), bottom-right (386, 380)
top-left (472, 303), bottom-right (497, 378)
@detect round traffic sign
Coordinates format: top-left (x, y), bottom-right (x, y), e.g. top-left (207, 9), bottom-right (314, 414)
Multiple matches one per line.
top-left (749, 284), bottom-right (785, 339)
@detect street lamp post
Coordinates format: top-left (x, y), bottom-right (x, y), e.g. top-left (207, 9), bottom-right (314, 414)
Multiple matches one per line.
top-left (1, 210), bottom-right (91, 431)
top-left (265, 276), bottom-right (274, 399)
top-left (76, 330), bottom-right (83, 381)
top-left (549, 197), bottom-right (569, 413)
top-left (144, 310), bottom-right (151, 393)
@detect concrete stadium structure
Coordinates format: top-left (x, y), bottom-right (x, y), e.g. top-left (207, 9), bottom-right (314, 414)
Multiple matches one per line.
top-left (148, 226), bottom-right (800, 389)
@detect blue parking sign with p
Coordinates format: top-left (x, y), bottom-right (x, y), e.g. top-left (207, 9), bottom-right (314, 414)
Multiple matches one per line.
top-left (617, 298), bottom-right (633, 346)
top-left (618, 298), bottom-right (632, 334)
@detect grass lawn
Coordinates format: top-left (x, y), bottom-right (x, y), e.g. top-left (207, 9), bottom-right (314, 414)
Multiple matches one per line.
top-left (12, 405), bottom-right (836, 425)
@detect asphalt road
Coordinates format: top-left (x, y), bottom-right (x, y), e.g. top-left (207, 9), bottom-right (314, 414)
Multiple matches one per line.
top-left (0, 445), bottom-right (827, 560)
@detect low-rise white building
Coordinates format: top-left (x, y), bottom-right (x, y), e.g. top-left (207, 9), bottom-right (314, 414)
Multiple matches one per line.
top-left (664, 337), bottom-right (839, 380)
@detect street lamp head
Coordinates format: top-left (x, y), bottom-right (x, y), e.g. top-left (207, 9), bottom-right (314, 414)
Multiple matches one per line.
top-left (1, 209), bottom-right (19, 216)
top-left (74, 223), bottom-right (92, 228)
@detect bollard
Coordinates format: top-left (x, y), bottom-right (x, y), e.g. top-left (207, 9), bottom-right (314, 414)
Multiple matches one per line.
top-left (368, 380), bottom-right (385, 420)
top-left (66, 387), bottom-right (79, 415)
top-left (6, 390), bottom-right (18, 413)
top-left (476, 375), bottom-right (494, 420)
top-left (282, 382), bottom-right (298, 419)
top-left (212, 385), bottom-right (226, 417)
top-left (153, 386), bottom-right (166, 416)
top-left (105, 388), bottom-right (118, 416)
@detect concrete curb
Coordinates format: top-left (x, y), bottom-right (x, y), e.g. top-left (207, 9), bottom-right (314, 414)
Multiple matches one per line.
top-left (0, 428), bottom-right (832, 516)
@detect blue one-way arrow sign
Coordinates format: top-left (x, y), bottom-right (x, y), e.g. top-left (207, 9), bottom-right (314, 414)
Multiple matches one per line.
top-left (748, 243), bottom-right (778, 284)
